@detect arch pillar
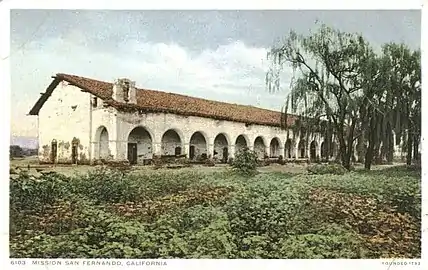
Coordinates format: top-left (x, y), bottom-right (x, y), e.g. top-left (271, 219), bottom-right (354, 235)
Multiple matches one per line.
top-left (248, 144), bottom-right (254, 151)
top-left (264, 146), bottom-right (269, 158)
top-left (153, 142), bottom-right (162, 156)
top-left (294, 138), bottom-right (300, 159)
top-left (208, 141), bottom-right (215, 159)
top-left (316, 141), bottom-right (321, 159)
top-left (110, 140), bottom-right (128, 160)
top-left (183, 143), bottom-right (189, 157)
top-left (229, 145), bottom-right (235, 159)
top-left (279, 146), bottom-right (284, 158)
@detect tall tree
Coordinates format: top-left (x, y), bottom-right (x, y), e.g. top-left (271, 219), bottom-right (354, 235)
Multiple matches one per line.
top-left (380, 44), bottom-right (421, 166)
top-left (266, 24), bottom-right (373, 170)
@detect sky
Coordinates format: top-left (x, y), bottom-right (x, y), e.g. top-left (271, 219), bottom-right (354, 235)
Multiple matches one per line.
top-left (10, 10), bottom-right (421, 137)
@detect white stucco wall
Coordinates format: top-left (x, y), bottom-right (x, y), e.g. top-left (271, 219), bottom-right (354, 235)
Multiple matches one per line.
top-left (38, 81), bottom-right (91, 163)
top-left (106, 111), bottom-right (325, 163)
top-left (37, 83), bottom-right (331, 165)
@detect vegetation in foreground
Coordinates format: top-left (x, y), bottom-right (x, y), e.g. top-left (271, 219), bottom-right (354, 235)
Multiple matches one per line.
top-left (10, 164), bottom-right (421, 259)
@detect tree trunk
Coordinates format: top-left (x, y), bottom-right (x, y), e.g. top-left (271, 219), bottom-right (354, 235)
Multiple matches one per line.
top-left (341, 143), bottom-right (351, 170)
top-left (406, 132), bottom-right (413, 165)
top-left (364, 116), bottom-right (378, 170)
top-left (374, 141), bottom-right (382, 164)
top-left (386, 128), bottom-right (394, 164)
top-left (325, 123), bottom-right (332, 162)
top-left (380, 144), bottom-right (386, 164)
top-left (356, 135), bottom-right (365, 163)
top-left (364, 140), bottom-right (375, 170)
top-left (413, 135), bottom-right (419, 161)
top-left (337, 127), bottom-right (349, 170)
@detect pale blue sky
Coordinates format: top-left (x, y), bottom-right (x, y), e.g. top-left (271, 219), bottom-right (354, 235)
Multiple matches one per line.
top-left (10, 10), bottom-right (421, 137)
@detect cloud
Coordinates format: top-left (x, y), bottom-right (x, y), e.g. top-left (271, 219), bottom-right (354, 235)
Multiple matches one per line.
top-left (11, 32), bottom-right (292, 137)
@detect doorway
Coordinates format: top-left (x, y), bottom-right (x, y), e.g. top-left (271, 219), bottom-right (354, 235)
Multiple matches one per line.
top-left (128, 143), bottom-right (137, 164)
top-left (189, 145), bottom-right (195, 160)
top-left (71, 145), bottom-right (78, 164)
top-left (51, 140), bottom-right (57, 163)
top-left (222, 147), bottom-right (228, 163)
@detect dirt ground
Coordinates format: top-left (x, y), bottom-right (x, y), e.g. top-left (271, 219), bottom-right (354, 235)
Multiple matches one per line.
top-left (9, 156), bottom-right (403, 177)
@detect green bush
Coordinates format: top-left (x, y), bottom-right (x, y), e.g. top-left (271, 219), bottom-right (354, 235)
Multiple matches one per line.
top-left (70, 168), bottom-right (205, 204)
top-left (307, 163), bottom-right (347, 175)
top-left (9, 165), bottom-right (421, 259)
top-left (10, 171), bottom-right (70, 212)
top-left (232, 148), bottom-right (258, 176)
top-left (70, 168), bottom-right (140, 204)
top-left (277, 224), bottom-right (367, 259)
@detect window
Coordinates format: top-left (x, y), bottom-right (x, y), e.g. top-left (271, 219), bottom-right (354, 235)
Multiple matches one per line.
top-left (92, 97), bottom-right (98, 108)
top-left (123, 81), bottom-right (130, 102)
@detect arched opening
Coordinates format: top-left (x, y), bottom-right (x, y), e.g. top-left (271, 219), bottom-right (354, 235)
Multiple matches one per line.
top-left (310, 140), bottom-right (317, 160)
top-left (270, 137), bottom-right (281, 158)
top-left (128, 126), bottom-right (153, 165)
top-left (161, 129), bottom-right (182, 156)
top-left (51, 139), bottom-right (57, 163)
top-left (189, 131), bottom-right (208, 161)
top-left (298, 140), bottom-right (306, 158)
top-left (284, 139), bottom-right (293, 159)
top-left (214, 133), bottom-right (229, 163)
top-left (95, 126), bottom-right (110, 160)
top-left (235, 134), bottom-right (248, 154)
top-left (254, 136), bottom-right (266, 160)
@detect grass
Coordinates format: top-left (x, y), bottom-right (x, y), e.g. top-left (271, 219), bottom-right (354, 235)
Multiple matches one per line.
top-left (9, 164), bottom-right (421, 259)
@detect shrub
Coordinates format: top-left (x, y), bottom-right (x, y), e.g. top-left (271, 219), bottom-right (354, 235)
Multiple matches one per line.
top-left (278, 224), bottom-right (367, 259)
top-left (10, 171), bottom-right (70, 212)
top-left (232, 148), bottom-right (258, 176)
top-left (9, 164), bottom-right (421, 259)
top-left (307, 163), bottom-right (347, 175)
top-left (70, 168), bottom-right (140, 204)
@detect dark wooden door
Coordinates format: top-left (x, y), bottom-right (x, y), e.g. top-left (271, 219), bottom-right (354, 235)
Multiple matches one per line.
top-left (71, 145), bottom-right (78, 164)
top-left (128, 143), bottom-right (137, 165)
top-left (189, 146), bottom-right (195, 160)
top-left (222, 147), bottom-right (228, 163)
top-left (174, 146), bottom-right (182, 156)
top-left (310, 143), bottom-right (316, 160)
top-left (51, 141), bottom-right (57, 163)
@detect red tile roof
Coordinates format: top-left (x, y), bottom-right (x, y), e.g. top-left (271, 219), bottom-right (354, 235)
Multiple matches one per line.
top-left (29, 73), bottom-right (299, 127)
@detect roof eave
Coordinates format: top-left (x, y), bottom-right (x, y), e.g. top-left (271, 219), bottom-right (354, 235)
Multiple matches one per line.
top-left (28, 76), bottom-right (62, 115)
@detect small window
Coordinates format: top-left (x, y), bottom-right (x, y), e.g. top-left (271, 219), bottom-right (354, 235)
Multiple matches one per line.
top-left (92, 97), bottom-right (98, 107)
top-left (123, 81), bottom-right (130, 102)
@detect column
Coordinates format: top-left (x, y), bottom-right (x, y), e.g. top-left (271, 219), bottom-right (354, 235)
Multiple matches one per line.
top-left (90, 141), bottom-right (98, 163)
top-left (109, 140), bottom-right (127, 161)
top-left (265, 146), bottom-right (270, 159)
top-left (305, 145), bottom-right (310, 159)
top-left (229, 145), bottom-right (235, 159)
top-left (207, 142), bottom-right (214, 159)
top-left (279, 146), bottom-right (285, 159)
top-left (248, 144), bottom-right (254, 151)
top-left (294, 145), bottom-right (299, 160)
top-left (316, 143), bottom-right (321, 160)
top-left (153, 142), bottom-right (162, 157)
top-left (183, 142), bottom-right (189, 157)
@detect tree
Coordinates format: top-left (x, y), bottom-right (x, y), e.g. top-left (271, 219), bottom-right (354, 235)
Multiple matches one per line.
top-left (380, 44), bottom-right (421, 165)
top-left (10, 145), bottom-right (24, 158)
top-left (266, 24), bottom-right (373, 170)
